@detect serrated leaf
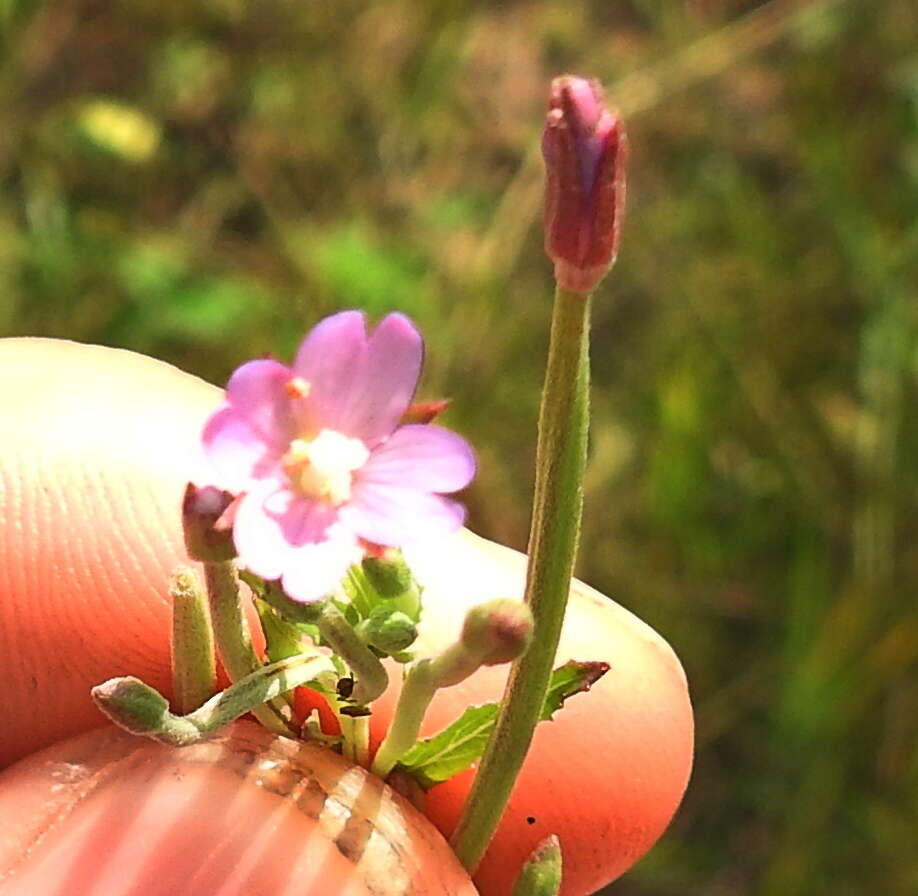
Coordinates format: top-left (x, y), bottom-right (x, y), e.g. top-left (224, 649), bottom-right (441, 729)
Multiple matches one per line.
top-left (540, 660), bottom-right (610, 721)
top-left (396, 659), bottom-right (610, 789)
top-left (397, 703), bottom-right (499, 789)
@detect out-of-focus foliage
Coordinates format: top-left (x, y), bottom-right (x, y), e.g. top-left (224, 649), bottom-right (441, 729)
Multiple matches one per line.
top-left (2, 0), bottom-right (917, 892)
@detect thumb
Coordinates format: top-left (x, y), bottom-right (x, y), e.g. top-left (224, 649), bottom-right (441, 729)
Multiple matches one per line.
top-left (0, 337), bottom-right (220, 768)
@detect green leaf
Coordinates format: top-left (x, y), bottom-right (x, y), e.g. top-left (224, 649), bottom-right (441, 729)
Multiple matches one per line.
top-left (254, 599), bottom-right (305, 663)
top-left (396, 659), bottom-right (609, 789)
top-left (342, 559), bottom-right (422, 629)
top-left (397, 703), bottom-right (499, 789)
top-left (540, 660), bottom-right (610, 721)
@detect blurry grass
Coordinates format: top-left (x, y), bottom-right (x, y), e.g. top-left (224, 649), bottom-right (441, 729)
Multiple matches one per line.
top-left (2, 0), bottom-right (918, 893)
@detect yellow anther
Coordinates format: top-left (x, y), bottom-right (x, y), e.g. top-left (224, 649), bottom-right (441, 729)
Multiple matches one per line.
top-left (282, 429), bottom-right (370, 506)
top-left (285, 377), bottom-right (312, 399)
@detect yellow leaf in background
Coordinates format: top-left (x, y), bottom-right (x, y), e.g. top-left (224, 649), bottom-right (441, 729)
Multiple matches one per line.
top-left (77, 99), bottom-right (160, 163)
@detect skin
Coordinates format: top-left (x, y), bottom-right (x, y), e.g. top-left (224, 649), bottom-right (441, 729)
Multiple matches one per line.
top-left (0, 337), bottom-right (693, 896)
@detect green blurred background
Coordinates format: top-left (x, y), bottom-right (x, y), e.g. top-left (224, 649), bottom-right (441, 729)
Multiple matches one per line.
top-left (2, 0), bottom-right (917, 891)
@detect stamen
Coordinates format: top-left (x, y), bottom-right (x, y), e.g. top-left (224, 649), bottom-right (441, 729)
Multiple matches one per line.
top-left (285, 377), bottom-right (311, 399)
top-left (283, 430), bottom-right (370, 506)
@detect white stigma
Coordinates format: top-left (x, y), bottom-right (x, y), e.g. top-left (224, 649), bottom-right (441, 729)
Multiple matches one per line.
top-left (284, 429), bottom-right (370, 506)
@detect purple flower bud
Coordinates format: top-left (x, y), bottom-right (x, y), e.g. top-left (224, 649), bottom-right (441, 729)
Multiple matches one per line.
top-left (542, 75), bottom-right (628, 294)
top-left (181, 483), bottom-right (237, 562)
top-left (461, 599), bottom-right (534, 666)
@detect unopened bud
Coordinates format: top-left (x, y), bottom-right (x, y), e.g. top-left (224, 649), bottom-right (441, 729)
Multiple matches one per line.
top-left (461, 599), bottom-right (534, 666)
top-left (361, 551), bottom-right (414, 598)
top-left (358, 605), bottom-right (418, 655)
top-left (513, 835), bottom-right (563, 896)
top-left (542, 75), bottom-right (627, 294)
top-left (182, 483), bottom-right (236, 562)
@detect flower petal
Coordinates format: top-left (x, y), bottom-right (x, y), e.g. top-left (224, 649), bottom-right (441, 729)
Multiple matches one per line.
top-left (294, 312), bottom-right (422, 445)
top-left (292, 311), bottom-right (368, 432)
top-left (358, 424), bottom-right (475, 493)
top-left (225, 359), bottom-right (295, 444)
top-left (201, 407), bottom-right (285, 493)
top-left (233, 487), bottom-right (338, 580)
top-left (233, 487), bottom-right (294, 580)
top-left (281, 535), bottom-right (362, 604)
top-left (340, 483), bottom-right (466, 546)
top-left (334, 313), bottom-right (423, 444)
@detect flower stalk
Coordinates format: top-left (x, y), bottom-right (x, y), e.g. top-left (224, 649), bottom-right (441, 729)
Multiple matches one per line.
top-left (450, 287), bottom-right (591, 870)
top-left (371, 599), bottom-right (533, 779)
top-left (202, 560), bottom-right (298, 737)
top-left (316, 602), bottom-right (389, 705)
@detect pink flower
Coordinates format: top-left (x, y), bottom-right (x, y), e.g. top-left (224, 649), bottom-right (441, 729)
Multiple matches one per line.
top-left (201, 311), bottom-right (476, 603)
top-left (542, 75), bottom-right (627, 294)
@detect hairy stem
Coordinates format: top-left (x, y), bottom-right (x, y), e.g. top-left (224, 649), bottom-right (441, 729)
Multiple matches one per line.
top-left (317, 602), bottom-right (389, 705)
top-left (203, 560), bottom-right (298, 737)
top-left (450, 288), bottom-right (591, 869)
top-left (372, 605), bottom-right (532, 779)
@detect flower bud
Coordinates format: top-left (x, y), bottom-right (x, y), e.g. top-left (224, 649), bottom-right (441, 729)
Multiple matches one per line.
top-left (181, 483), bottom-right (236, 562)
top-left (358, 605), bottom-right (418, 655)
top-left (461, 599), bottom-right (534, 666)
top-left (361, 551), bottom-right (415, 598)
top-left (542, 75), bottom-right (627, 294)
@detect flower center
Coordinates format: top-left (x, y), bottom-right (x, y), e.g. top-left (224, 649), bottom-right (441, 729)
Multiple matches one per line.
top-left (283, 429), bottom-right (370, 506)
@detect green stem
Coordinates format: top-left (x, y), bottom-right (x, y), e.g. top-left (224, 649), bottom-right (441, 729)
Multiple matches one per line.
top-left (371, 659), bottom-right (438, 778)
top-left (316, 603), bottom-right (389, 705)
top-left (450, 288), bottom-right (591, 870)
top-left (92, 652), bottom-right (333, 747)
top-left (333, 700), bottom-right (371, 767)
top-left (170, 566), bottom-right (217, 714)
top-left (340, 717), bottom-right (357, 762)
top-left (371, 606), bottom-right (530, 779)
top-left (203, 560), bottom-right (298, 738)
